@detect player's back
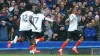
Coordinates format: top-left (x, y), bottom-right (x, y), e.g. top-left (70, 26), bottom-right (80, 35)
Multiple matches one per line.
top-left (31, 13), bottom-right (45, 32)
top-left (19, 11), bottom-right (34, 31)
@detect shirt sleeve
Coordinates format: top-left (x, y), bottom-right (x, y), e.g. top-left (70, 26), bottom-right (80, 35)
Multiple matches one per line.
top-left (69, 14), bottom-right (74, 21)
top-left (45, 17), bottom-right (53, 22)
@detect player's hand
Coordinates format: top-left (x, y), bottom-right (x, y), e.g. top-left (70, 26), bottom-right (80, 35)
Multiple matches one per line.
top-left (60, 26), bottom-right (65, 30)
top-left (53, 33), bottom-right (58, 39)
top-left (1, 21), bottom-right (6, 26)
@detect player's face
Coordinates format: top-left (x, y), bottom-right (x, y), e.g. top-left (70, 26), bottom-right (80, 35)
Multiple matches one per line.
top-left (32, 6), bottom-right (37, 12)
top-left (73, 9), bottom-right (77, 14)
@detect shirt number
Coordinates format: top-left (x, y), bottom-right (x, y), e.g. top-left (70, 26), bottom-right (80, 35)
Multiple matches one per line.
top-left (32, 17), bottom-right (39, 30)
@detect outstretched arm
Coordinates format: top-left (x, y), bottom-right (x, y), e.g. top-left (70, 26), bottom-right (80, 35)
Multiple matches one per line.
top-left (45, 17), bottom-right (53, 22)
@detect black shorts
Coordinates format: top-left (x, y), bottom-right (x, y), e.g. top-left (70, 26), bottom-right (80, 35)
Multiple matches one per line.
top-left (67, 30), bottom-right (83, 40)
top-left (19, 30), bottom-right (33, 40)
top-left (31, 32), bottom-right (44, 39)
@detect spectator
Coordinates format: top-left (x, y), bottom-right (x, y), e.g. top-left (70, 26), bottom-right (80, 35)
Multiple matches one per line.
top-left (92, 0), bottom-right (100, 11)
top-left (8, 16), bottom-right (14, 40)
top-left (95, 15), bottom-right (100, 27)
top-left (87, 0), bottom-right (94, 6)
top-left (11, 4), bottom-right (19, 15)
top-left (46, 0), bottom-right (53, 10)
top-left (51, 9), bottom-right (56, 16)
top-left (52, 3), bottom-right (57, 10)
top-left (77, 2), bottom-right (82, 7)
top-left (39, 0), bottom-right (46, 4)
top-left (41, 2), bottom-right (48, 14)
top-left (94, 15), bottom-right (100, 32)
top-left (77, 9), bottom-right (82, 22)
top-left (29, 0), bottom-right (40, 5)
top-left (91, 19), bottom-right (98, 41)
top-left (0, 0), bottom-right (4, 11)
top-left (72, 1), bottom-right (77, 7)
top-left (19, 2), bottom-right (26, 13)
top-left (55, 7), bottom-right (60, 14)
top-left (86, 11), bottom-right (94, 22)
top-left (84, 23), bottom-right (96, 41)
top-left (78, 16), bottom-right (87, 33)
top-left (94, 10), bottom-right (99, 16)
top-left (79, 16), bottom-right (87, 26)
top-left (60, 2), bottom-right (65, 16)
top-left (95, 15), bottom-right (100, 40)
top-left (89, 6), bottom-right (94, 13)
top-left (44, 20), bottom-right (53, 41)
top-left (44, 9), bottom-right (51, 16)
top-left (52, 13), bottom-right (66, 41)
top-left (9, 1), bottom-right (16, 12)
top-left (0, 8), bottom-right (12, 40)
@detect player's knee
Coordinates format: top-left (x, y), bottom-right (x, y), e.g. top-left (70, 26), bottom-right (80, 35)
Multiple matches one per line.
top-left (33, 42), bottom-right (36, 45)
top-left (30, 42), bottom-right (36, 46)
top-left (65, 39), bottom-right (70, 42)
top-left (30, 40), bottom-right (36, 45)
top-left (20, 37), bottom-right (24, 42)
top-left (80, 36), bottom-right (84, 40)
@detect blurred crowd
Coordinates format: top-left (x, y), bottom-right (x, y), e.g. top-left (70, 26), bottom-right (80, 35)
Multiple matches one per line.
top-left (0, 0), bottom-right (100, 41)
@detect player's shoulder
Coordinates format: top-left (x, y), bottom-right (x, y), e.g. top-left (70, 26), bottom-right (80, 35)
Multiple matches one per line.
top-left (25, 11), bottom-right (33, 14)
top-left (70, 14), bottom-right (74, 16)
top-left (38, 13), bottom-right (44, 16)
top-left (70, 14), bottom-right (75, 16)
top-left (23, 11), bottom-right (34, 16)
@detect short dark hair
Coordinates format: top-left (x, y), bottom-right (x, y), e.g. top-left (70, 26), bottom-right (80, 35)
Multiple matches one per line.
top-left (25, 4), bottom-right (32, 11)
top-left (34, 5), bottom-right (41, 14)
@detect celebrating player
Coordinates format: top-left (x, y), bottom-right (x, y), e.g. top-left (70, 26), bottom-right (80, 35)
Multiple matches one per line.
top-left (29, 5), bottom-right (53, 54)
top-left (58, 8), bottom-right (84, 56)
top-left (7, 4), bottom-right (33, 48)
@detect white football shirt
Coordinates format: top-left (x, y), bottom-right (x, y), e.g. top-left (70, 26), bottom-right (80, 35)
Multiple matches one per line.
top-left (19, 11), bottom-right (34, 31)
top-left (31, 13), bottom-right (53, 32)
top-left (68, 14), bottom-right (78, 31)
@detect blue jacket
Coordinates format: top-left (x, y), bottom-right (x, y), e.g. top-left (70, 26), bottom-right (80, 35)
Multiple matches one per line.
top-left (91, 27), bottom-right (97, 36)
top-left (84, 27), bottom-right (96, 38)
top-left (87, 0), bottom-right (94, 6)
top-left (0, 16), bottom-right (12, 40)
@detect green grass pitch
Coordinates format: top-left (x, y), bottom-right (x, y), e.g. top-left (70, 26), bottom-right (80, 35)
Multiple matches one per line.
top-left (0, 54), bottom-right (99, 56)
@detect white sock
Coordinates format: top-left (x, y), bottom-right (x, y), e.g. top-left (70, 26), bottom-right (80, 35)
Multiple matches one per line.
top-left (31, 48), bottom-right (36, 54)
top-left (60, 49), bottom-right (62, 51)
top-left (13, 36), bottom-right (18, 44)
top-left (73, 46), bottom-right (76, 48)
top-left (36, 39), bottom-right (39, 44)
top-left (11, 41), bottom-right (14, 43)
top-left (30, 50), bottom-right (35, 54)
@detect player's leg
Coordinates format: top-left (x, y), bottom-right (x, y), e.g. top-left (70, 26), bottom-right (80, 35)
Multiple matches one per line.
top-left (12, 31), bottom-right (25, 44)
top-left (16, 31), bottom-right (26, 42)
top-left (58, 31), bottom-right (72, 56)
top-left (29, 37), bottom-right (40, 54)
top-left (35, 32), bottom-right (44, 44)
top-left (8, 28), bottom-right (19, 48)
top-left (8, 41), bottom-right (14, 48)
top-left (7, 27), bottom-right (14, 48)
top-left (36, 37), bottom-right (44, 44)
top-left (28, 32), bottom-right (40, 54)
top-left (26, 31), bottom-right (35, 54)
top-left (29, 38), bottom-right (36, 54)
top-left (8, 36), bottom-right (21, 48)
top-left (72, 31), bottom-right (84, 54)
